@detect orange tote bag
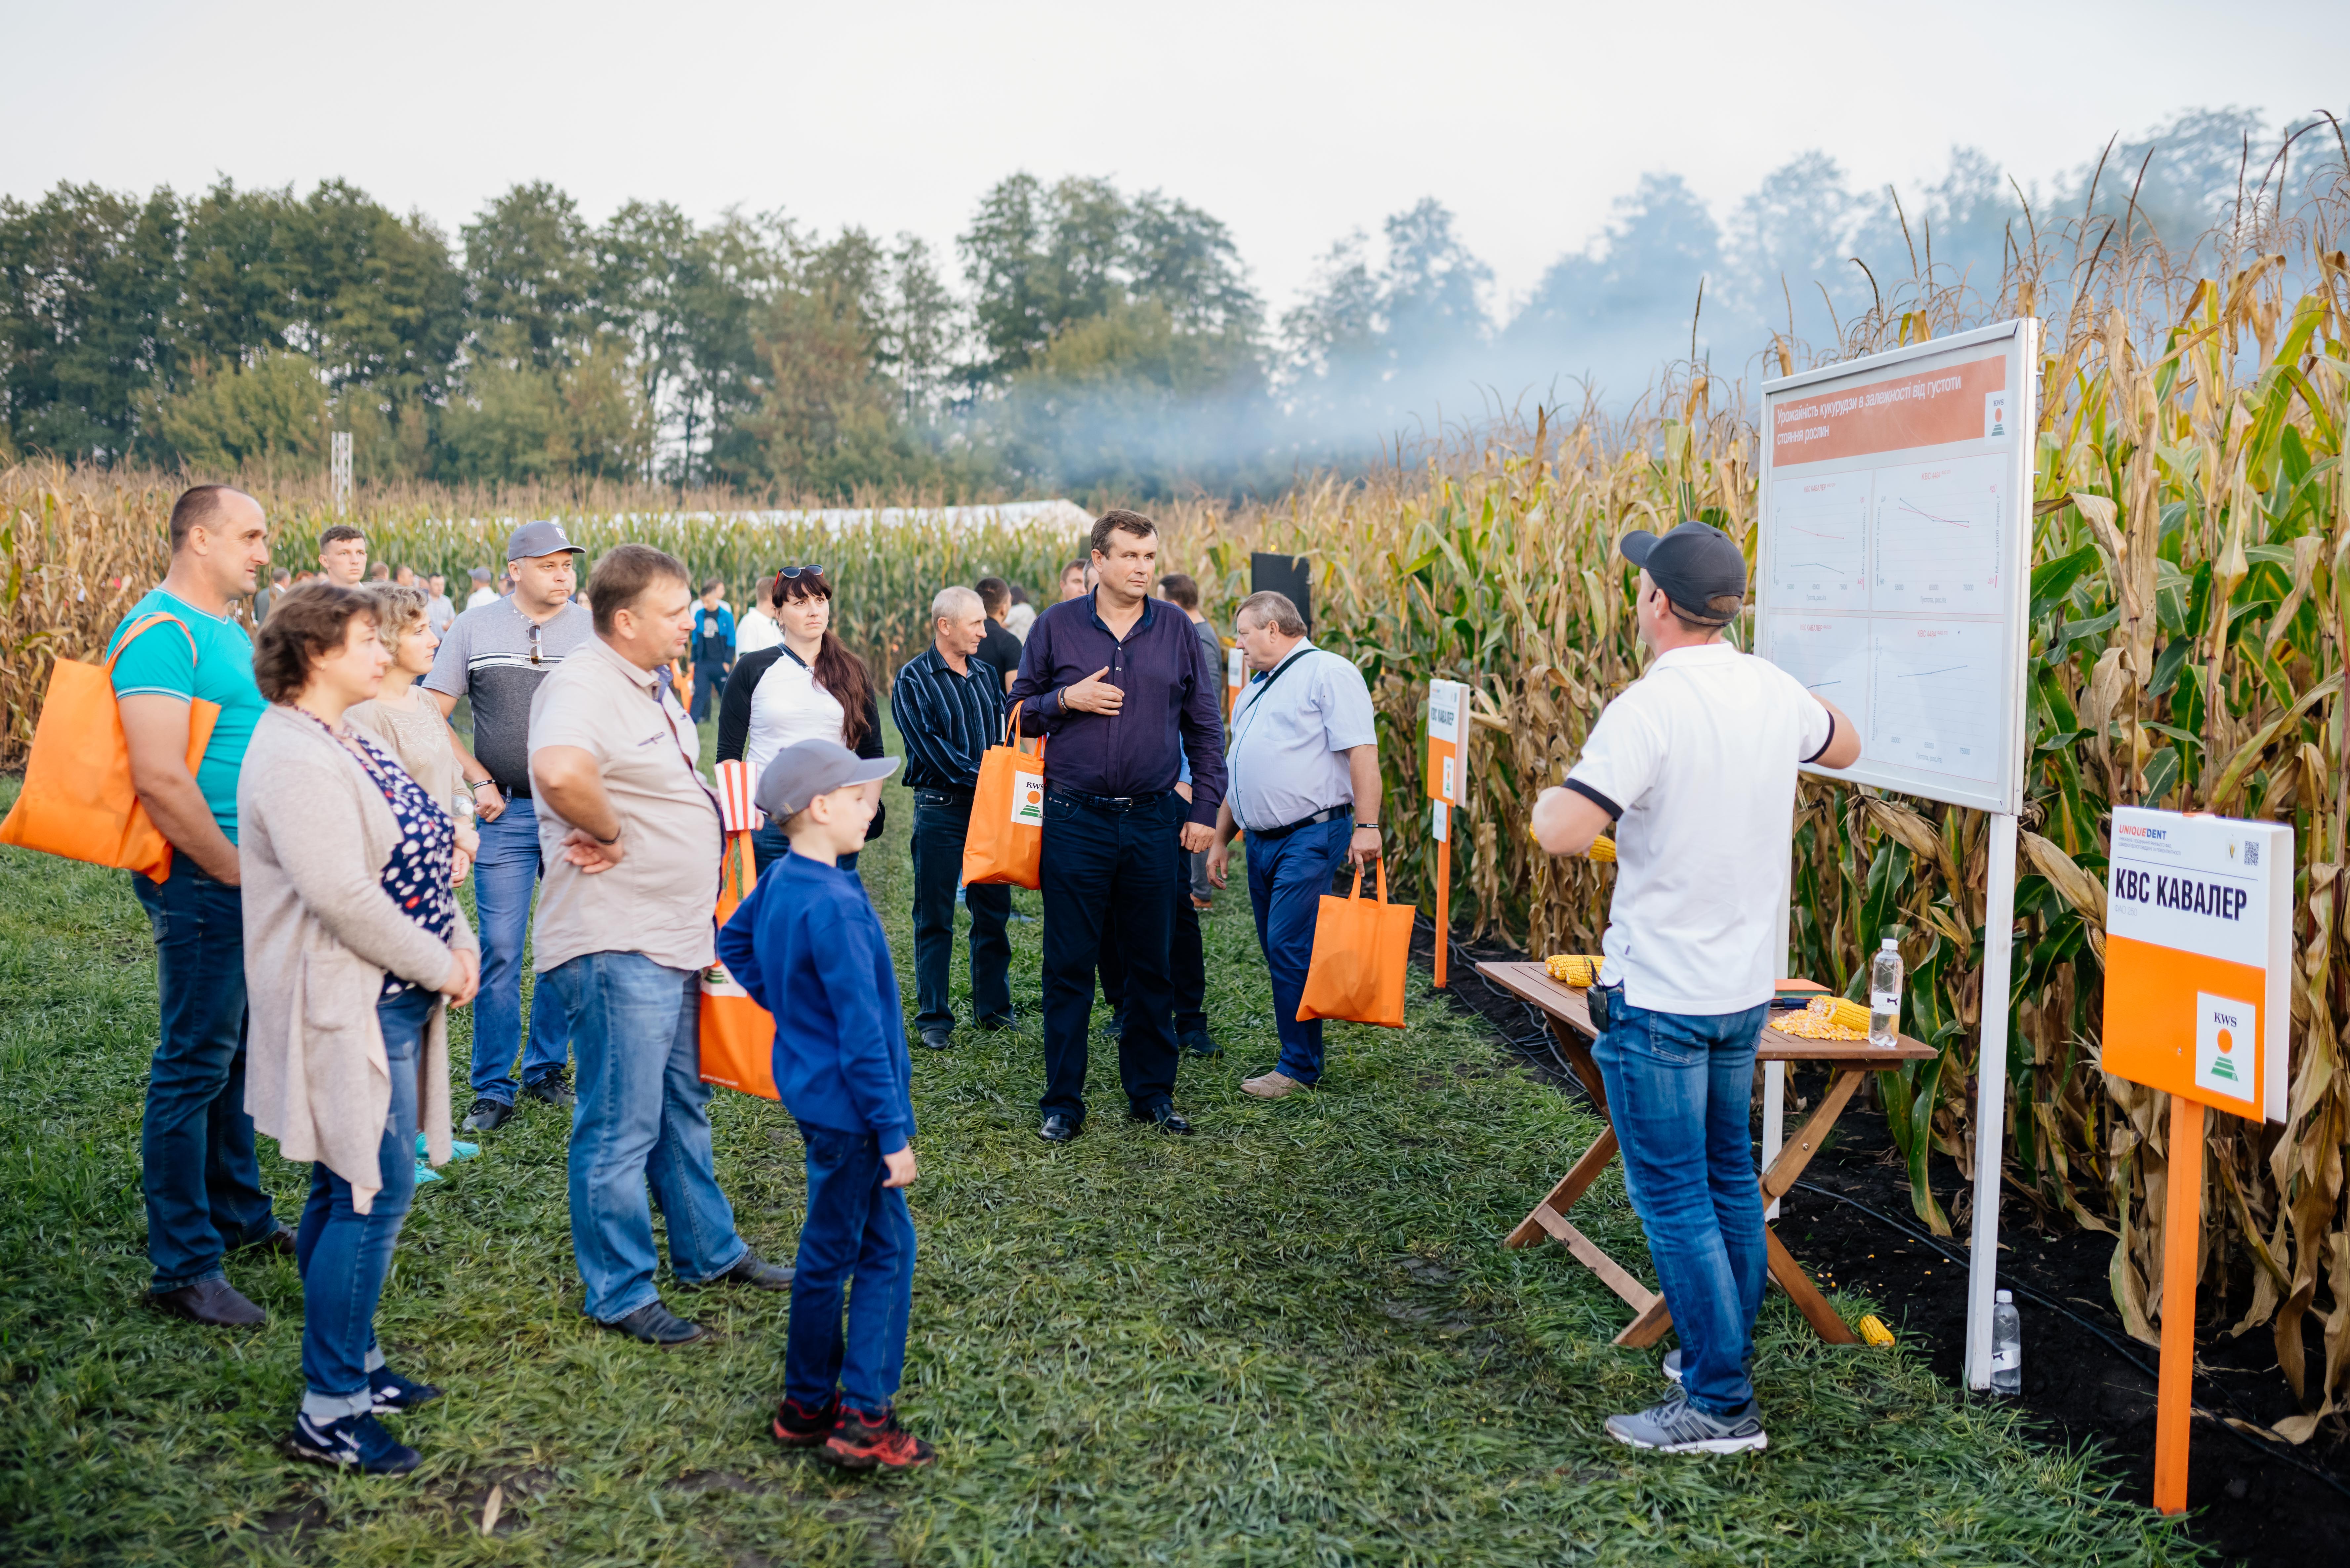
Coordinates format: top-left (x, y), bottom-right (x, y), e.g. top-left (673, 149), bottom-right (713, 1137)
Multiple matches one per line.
top-left (698, 760), bottom-right (778, 1099)
top-left (1296, 857), bottom-right (1414, 1029)
top-left (960, 701), bottom-right (1047, 890)
top-left (0, 613), bottom-right (219, 882)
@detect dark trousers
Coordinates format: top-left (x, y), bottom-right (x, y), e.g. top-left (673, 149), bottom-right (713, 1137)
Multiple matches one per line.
top-left (131, 858), bottom-right (276, 1292)
top-left (1096, 828), bottom-right (1206, 1033)
top-left (1038, 790), bottom-right (1180, 1121)
top-left (909, 790), bottom-right (1011, 1032)
top-left (690, 660), bottom-right (729, 723)
top-left (785, 1121), bottom-right (916, 1415)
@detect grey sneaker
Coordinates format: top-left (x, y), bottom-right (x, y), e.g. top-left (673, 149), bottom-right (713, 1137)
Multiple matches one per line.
top-left (1605, 1393), bottom-right (1767, 1454)
top-left (1662, 1347), bottom-right (1756, 1387)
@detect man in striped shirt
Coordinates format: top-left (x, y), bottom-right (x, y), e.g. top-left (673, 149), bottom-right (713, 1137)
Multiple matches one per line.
top-left (889, 586), bottom-right (1014, 1051)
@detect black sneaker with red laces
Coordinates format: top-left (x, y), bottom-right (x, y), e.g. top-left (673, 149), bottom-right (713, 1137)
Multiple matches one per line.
top-left (820, 1404), bottom-right (935, 1471)
top-left (771, 1393), bottom-right (839, 1448)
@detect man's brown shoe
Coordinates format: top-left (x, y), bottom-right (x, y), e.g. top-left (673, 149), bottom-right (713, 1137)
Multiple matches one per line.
top-left (239, 1223), bottom-right (297, 1259)
top-left (152, 1277), bottom-right (266, 1327)
top-left (1241, 1070), bottom-right (1304, 1100)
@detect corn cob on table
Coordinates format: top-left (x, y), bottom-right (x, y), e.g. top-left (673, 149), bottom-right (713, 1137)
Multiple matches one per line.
top-left (1477, 959), bottom-right (1933, 1349)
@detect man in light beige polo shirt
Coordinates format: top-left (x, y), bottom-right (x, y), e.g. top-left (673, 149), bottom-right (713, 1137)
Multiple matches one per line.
top-left (529, 543), bottom-right (793, 1347)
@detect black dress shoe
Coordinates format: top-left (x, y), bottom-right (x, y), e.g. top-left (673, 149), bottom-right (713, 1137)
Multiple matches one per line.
top-left (701, 1251), bottom-right (794, 1291)
top-left (152, 1277), bottom-right (267, 1327)
top-left (462, 1096), bottom-right (515, 1133)
top-left (239, 1223), bottom-right (297, 1259)
top-left (604, 1300), bottom-right (711, 1347)
top-left (1131, 1103), bottom-right (1194, 1135)
top-left (1177, 1027), bottom-right (1220, 1058)
top-left (918, 1027), bottom-right (954, 1051)
top-left (1037, 1113), bottom-right (1080, 1144)
top-left (977, 1012), bottom-right (1016, 1032)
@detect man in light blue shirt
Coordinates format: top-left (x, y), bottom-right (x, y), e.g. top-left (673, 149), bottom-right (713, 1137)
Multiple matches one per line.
top-left (1204, 590), bottom-right (1383, 1098)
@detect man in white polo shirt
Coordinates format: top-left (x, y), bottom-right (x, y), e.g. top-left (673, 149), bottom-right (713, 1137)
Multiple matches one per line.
top-left (1204, 590), bottom-right (1382, 1099)
top-left (1532, 520), bottom-right (1860, 1456)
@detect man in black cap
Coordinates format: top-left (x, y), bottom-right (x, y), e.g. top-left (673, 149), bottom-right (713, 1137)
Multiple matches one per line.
top-left (1530, 520), bottom-right (1860, 1457)
top-left (425, 519), bottom-right (594, 1130)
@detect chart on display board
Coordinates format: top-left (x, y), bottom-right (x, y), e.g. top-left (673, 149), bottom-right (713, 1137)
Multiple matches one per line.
top-left (1753, 320), bottom-right (2039, 815)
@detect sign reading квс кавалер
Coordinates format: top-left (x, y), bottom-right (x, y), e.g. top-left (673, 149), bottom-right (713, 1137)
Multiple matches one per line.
top-left (2102, 806), bottom-right (2289, 1123)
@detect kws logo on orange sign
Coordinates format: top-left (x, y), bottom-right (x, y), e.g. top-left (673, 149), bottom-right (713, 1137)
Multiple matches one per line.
top-left (2102, 807), bottom-right (2290, 1122)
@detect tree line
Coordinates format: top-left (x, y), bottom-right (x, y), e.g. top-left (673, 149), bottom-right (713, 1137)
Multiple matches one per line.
top-left (2, 106), bottom-right (2333, 499)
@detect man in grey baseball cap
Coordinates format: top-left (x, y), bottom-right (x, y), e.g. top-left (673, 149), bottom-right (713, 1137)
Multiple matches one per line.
top-left (423, 521), bottom-right (598, 1134)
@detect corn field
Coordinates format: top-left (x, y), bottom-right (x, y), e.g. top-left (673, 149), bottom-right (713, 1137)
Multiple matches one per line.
top-left (1155, 186), bottom-right (2350, 1442)
top-left (0, 466), bottom-right (1083, 766)
top-left (5, 170), bottom-right (2349, 1435)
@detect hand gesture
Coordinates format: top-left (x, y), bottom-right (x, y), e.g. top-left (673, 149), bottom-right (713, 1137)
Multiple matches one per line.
top-left (560, 826), bottom-right (625, 873)
top-left (474, 782), bottom-right (506, 823)
top-left (1179, 821), bottom-right (1215, 855)
top-left (440, 948), bottom-right (481, 1007)
top-left (883, 1146), bottom-right (918, 1188)
top-left (1205, 840), bottom-right (1231, 889)
top-left (1061, 666), bottom-right (1123, 715)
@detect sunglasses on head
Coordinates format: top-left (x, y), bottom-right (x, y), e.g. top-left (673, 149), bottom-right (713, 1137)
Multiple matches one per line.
top-left (775, 565), bottom-right (825, 581)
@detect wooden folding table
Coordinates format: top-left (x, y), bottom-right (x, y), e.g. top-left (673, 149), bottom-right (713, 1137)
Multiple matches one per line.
top-left (1477, 960), bottom-right (1936, 1347)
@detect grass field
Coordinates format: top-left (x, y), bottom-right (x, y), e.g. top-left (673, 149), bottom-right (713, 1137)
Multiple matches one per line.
top-left (0, 728), bottom-right (2201, 1566)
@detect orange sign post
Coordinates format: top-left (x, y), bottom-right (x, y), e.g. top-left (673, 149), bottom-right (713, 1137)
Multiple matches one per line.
top-left (2102, 806), bottom-right (2291, 1514)
top-left (1426, 680), bottom-right (1468, 988)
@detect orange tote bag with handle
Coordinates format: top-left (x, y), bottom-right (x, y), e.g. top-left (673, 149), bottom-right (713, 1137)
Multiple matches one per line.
top-left (1296, 856), bottom-right (1414, 1029)
top-left (698, 759), bottom-right (779, 1099)
top-left (0, 613), bottom-right (219, 882)
top-left (961, 701), bottom-right (1048, 890)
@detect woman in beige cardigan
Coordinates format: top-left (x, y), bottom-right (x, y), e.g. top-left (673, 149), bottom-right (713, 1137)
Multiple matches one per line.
top-left (238, 585), bottom-right (481, 1476)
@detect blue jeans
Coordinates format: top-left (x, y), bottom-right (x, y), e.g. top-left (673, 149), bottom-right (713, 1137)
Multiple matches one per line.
top-left (471, 794), bottom-right (569, 1104)
top-left (786, 1120), bottom-right (917, 1415)
top-left (909, 790), bottom-right (1010, 1033)
top-left (752, 824), bottom-right (856, 881)
top-left (295, 985), bottom-right (432, 1420)
top-left (1038, 790), bottom-right (1180, 1121)
top-left (1591, 996), bottom-right (1772, 1417)
top-left (131, 858), bottom-right (277, 1292)
top-left (1244, 816), bottom-right (1352, 1084)
top-left (549, 951), bottom-right (748, 1322)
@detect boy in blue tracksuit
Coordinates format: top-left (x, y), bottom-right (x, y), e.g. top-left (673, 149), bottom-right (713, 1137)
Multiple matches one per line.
top-left (715, 738), bottom-right (933, 1471)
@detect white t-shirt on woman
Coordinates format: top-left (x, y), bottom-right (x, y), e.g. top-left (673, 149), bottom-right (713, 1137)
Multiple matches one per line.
top-left (743, 650), bottom-right (848, 779)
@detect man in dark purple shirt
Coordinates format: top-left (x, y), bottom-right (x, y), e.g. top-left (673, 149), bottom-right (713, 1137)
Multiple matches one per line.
top-left (1008, 510), bottom-right (1225, 1142)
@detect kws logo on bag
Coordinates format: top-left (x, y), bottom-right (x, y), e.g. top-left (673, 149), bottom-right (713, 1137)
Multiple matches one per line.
top-left (1010, 772), bottom-right (1044, 825)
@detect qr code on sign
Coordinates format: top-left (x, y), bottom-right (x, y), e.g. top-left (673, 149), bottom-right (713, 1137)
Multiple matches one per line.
top-left (2244, 842), bottom-right (2259, 866)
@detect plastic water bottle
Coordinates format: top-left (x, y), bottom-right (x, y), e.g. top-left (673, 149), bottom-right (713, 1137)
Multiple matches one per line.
top-left (1991, 1289), bottom-right (2023, 1394)
top-left (1869, 938), bottom-right (1903, 1050)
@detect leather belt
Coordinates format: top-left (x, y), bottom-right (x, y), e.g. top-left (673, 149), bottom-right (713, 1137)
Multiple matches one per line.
top-left (1242, 803), bottom-right (1351, 842)
top-left (1046, 785), bottom-right (1170, 814)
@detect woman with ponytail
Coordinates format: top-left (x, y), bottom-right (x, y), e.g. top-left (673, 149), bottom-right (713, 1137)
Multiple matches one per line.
top-left (717, 566), bottom-right (887, 877)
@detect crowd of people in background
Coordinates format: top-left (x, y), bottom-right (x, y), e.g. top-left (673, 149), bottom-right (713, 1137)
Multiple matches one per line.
top-left (103, 486), bottom-right (1394, 1479)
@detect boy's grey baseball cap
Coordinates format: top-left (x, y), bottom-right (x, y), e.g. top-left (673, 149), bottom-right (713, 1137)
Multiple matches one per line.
top-left (756, 739), bottom-right (899, 822)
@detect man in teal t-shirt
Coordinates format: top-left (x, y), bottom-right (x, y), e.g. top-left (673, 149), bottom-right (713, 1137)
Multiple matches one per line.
top-left (107, 485), bottom-right (285, 1328)
top-left (109, 585), bottom-right (268, 843)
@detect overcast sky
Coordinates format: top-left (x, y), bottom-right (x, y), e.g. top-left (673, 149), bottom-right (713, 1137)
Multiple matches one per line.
top-left (9, 0), bottom-right (2346, 314)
